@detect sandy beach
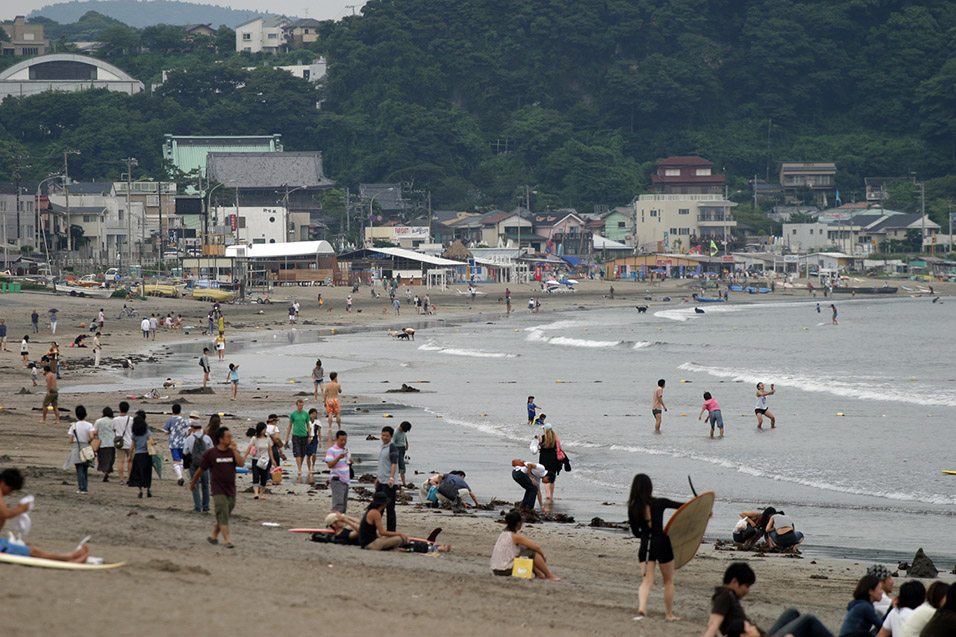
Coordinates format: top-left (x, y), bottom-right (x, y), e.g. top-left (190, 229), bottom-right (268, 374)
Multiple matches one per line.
top-left (1, 278), bottom-right (953, 636)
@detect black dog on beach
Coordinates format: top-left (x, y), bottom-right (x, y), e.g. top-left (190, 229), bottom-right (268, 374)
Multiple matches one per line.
top-left (636, 306), bottom-right (648, 313)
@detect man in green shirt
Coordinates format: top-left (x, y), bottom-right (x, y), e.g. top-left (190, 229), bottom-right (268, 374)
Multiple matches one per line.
top-left (285, 399), bottom-right (312, 483)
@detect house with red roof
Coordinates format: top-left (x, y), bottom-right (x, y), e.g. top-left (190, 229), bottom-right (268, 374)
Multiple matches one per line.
top-left (651, 156), bottom-right (725, 196)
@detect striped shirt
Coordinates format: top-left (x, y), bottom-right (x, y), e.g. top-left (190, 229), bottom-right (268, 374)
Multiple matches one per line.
top-left (325, 444), bottom-right (350, 484)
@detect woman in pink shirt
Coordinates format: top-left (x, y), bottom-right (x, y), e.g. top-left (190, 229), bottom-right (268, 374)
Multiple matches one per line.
top-left (698, 392), bottom-right (724, 438)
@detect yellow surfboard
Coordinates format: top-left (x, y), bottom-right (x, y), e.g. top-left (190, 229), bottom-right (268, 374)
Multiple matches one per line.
top-left (664, 491), bottom-right (715, 570)
top-left (0, 552), bottom-right (125, 570)
top-left (943, 470), bottom-right (956, 475)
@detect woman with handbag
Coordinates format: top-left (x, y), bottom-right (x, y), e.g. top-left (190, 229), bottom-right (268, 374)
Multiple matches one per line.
top-left (536, 423), bottom-right (561, 502)
top-left (65, 405), bottom-right (96, 495)
top-left (243, 422), bottom-right (278, 500)
top-left (94, 406), bottom-right (115, 482)
top-left (127, 415), bottom-right (155, 498)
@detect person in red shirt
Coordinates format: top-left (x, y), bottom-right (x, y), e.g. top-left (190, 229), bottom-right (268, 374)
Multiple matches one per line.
top-left (190, 427), bottom-right (243, 548)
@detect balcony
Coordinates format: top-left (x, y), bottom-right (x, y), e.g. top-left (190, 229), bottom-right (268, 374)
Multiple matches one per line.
top-left (698, 213), bottom-right (736, 226)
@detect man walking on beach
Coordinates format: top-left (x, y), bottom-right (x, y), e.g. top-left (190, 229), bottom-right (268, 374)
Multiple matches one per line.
top-left (326, 430), bottom-right (350, 513)
top-left (374, 426), bottom-right (399, 532)
top-left (653, 379), bottom-right (668, 433)
top-left (149, 314), bottom-right (158, 340)
top-left (140, 316), bottom-right (150, 339)
top-left (346, 295), bottom-right (352, 312)
top-left (30, 309), bottom-right (39, 334)
top-left (323, 372), bottom-right (342, 431)
top-left (183, 415), bottom-right (211, 513)
top-left (830, 304), bottom-right (838, 325)
top-left (162, 403), bottom-right (190, 486)
top-left (285, 399), bottom-right (312, 483)
top-left (39, 365), bottom-right (59, 425)
top-left (311, 359), bottom-right (324, 401)
top-left (190, 426), bottom-right (242, 548)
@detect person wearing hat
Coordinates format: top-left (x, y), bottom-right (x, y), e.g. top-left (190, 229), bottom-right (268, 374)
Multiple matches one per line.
top-left (358, 492), bottom-right (408, 551)
top-left (866, 564), bottom-right (894, 616)
top-left (325, 511), bottom-right (361, 545)
top-left (183, 413), bottom-right (213, 513)
top-left (535, 421), bottom-right (562, 502)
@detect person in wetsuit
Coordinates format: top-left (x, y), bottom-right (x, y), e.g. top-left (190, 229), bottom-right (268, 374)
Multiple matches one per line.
top-left (627, 473), bottom-right (685, 620)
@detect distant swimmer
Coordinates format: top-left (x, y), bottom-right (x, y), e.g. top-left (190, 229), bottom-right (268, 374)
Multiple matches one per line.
top-left (527, 396), bottom-right (540, 426)
top-left (754, 383), bottom-right (775, 429)
top-left (699, 392), bottom-right (723, 438)
top-left (830, 304), bottom-right (838, 325)
top-left (816, 303), bottom-right (821, 313)
top-left (652, 379), bottom-right (667, 433)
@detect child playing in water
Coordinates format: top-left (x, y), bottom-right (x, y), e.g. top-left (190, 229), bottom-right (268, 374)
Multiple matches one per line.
top-left (699, 392), bottom-right (723, 438)
top-left (527, 396), bottom-right (540, 425)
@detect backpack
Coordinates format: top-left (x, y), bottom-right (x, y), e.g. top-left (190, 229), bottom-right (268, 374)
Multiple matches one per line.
top-left (189, 432), bottom-right (207, 470)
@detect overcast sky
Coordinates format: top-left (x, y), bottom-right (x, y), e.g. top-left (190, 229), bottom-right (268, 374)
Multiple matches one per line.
top-left (2, 0), bottom-right (359, 23)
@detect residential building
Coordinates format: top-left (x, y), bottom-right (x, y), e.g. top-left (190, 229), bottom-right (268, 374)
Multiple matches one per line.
top-left (0, 16), bottom-right (49, 57)
top-left (0, 191), bottom-right (36, 248)
top-left (0, 53), bottom-right (143, 102)
top-left (600, 207), bottom-right (633, 244)
top-left (282, 19), bottom-right (321, 48)
top-left (778, 162), bottom-right (837, 204)
top-left (184, 24), bottom-right (216, 38)
top-left (651, 156), bottom-right (725, 195)
top-left (359, 183), bottom-right (409, 215)
top-left (632, 194), bottom-right (737, 253)
top-left (783, 212), bottom-right (939, 254)
top-left (112, 180), bottom-right (178, 253)
top-left (864, 177), bottom-right (912, 202)
top-left (235, 16), bottom-right (291, 54)
top-left (243, 59), bottom-right (326, 82)
top-left (45, 190), bottom-right (144, 263)
top-left (163, 134), bottom-right (283, 178)
top-left (530, 210), bottom-right (590, 256)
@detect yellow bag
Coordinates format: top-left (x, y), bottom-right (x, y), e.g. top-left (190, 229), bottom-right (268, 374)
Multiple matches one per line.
top-left (270, 467), bottom-right (283, 485)
top-left (511, 557), bottom-right (534, 579)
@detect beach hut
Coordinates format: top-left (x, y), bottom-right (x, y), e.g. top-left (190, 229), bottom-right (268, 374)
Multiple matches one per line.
top-left (443, 240), bottom-right (473, 261)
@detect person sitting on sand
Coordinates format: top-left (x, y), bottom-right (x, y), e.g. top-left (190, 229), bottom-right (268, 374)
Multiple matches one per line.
top-left (326, 511), bottom-right (361, 545)
top-left (358, 492), bottom-right (408, 551)
top-left (0, 468), bottom-right (92, 563)
top-left (765, 511), bottom-right (804, 551)
top-left (72, 334), bottom-right (87, 347)
top-left (899, 581), bottom-right (948, 637)
top-left (867, 564), bottom-right (895, 616)
top-left (877, 580), bottom-right (924, 637)
top-left (731, 510), bottom-right (763, 548)
top-left (702, 562), bottom-right (834, 637)
top-left (839, 575), bottom-right (883, 637)
top-left (419, 473), bottom-right (444, 505)
top-left (490, 509), bottom-right (560, 581)
top-left (917, 582), bottom-right (956, 637)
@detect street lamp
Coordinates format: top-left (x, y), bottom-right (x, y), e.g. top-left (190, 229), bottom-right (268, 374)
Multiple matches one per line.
top-left (280, 185), bottom-right (308, 243)
top-left (121, 157), bottom-right (138, 274)
top-left (36, 173), bottom-right (62, 289)
top-left (366, 187), bottom-right (394, 247)
top-left (63, 150), bottom-right (80, 254)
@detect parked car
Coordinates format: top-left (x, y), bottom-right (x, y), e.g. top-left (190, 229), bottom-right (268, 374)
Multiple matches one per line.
top-left (104, 267), bottom-right (121, 282)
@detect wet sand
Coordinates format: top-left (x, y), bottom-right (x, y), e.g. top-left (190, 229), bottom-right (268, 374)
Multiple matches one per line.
top-left (1, 277), bottom-right (952, 635)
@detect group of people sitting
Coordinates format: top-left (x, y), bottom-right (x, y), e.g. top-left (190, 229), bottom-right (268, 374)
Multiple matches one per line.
top-left (732, 507), bottom-right (804, 551)
top-left (702, 561), bottom-right (956, 637)
top-left (318, 492), bottom-right (449, 553)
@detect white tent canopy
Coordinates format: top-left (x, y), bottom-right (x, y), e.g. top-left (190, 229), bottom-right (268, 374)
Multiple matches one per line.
top-left (225, 240), bottom-right (335, 259)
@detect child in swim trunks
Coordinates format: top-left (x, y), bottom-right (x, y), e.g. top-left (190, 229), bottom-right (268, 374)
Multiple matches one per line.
top-left (699, 392), bottom-right (723, 438)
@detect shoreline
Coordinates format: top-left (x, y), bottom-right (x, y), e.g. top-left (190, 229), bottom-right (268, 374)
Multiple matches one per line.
top-left (2, 278), bottom-right (954, 635)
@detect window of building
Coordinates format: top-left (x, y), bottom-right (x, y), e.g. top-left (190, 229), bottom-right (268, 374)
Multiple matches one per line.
top-left (680, 228), bottom-right (689, 235)
top-left (22, 47), bottom-right (38, 56)
top-left (303, 28), bottom-right (310, 34)
top-left (650, 210), bottom-right (657, 217)
top-left (146, 195), bottom-right (159, 206)
top-left (252, 238), bottom-right (265, 244)
top-left (118, 210), bottom-right (124, 221)
top-left (664, 168), bottom-right (680, 176)
top-left (242, 33), bottom-right (251, 40)
top-left (243, 47), bottom-right (251, 52)
top-left (267, 33), bottom-right (278, 39)
top-left (809, 229), bottom-right (814, 235)
top-left (617, 221), bottom-right (626, 228)
top-left (793, 229), bottom-right (797, 235)
top-left (670, 228), bottom-right (678, 235)
top-left (678, 208), bottom-right (690, 215)
top-left (695, 168), bottom-right (711, 176)
top-left (24, 33), bottom-right (35, 41)
top-left (83, 215), bottom-right (94, 222)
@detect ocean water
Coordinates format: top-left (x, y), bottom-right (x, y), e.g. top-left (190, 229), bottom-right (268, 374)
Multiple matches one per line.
top-left (92, 295), bottom-right (956, 564)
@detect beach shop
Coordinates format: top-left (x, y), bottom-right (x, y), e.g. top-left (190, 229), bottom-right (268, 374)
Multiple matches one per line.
top-left (336, 246), bottom-right (466, 286)
top-left (215, 240), bottom-right (340, 287)
top-left (603, 254), bottom-right (712, 280)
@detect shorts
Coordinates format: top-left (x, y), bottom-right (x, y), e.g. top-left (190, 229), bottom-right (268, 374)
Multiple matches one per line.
top-left (170, 448), bottom-right (184, 461)
top-left (305, 437), bottom-right (319, 456)
top-left (292, 435), bottom-right (309, 458)
top-left (42, 390), bottom-right (59, 408)
top-left (755, 408), bottom-right (767, 415)
top-left (708, 410), bottom-right (723, 429)
top-left (21, 351), bottom-right (28, 357)
top-left (213, 494), bottom-right (236, 526)
top-left (326, 398), bottom-right (340, 416)
top-left (216, 343), bottom-right (225, 351)
top-left (652, 409), bottom-right (662, 415)
top-left (0, 537), bottom-right (31, 557)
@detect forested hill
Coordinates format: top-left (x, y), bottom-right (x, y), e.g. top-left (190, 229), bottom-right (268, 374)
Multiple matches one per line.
top-left (29, 0), bottom-right (273, 29)
top-left (4, 0), bottom-right (956, 218)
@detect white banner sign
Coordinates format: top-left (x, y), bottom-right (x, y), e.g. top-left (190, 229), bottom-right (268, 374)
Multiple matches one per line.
top-left (392, 226), bottom-right (429, 239)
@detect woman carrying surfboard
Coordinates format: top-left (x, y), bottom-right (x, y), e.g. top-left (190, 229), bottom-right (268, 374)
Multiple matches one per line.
top-left (628, 473), bottom-right (684, 620)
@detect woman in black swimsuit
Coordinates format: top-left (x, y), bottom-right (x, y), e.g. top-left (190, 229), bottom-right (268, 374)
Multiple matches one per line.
top-left (627, 473), bottom-right (684, 620)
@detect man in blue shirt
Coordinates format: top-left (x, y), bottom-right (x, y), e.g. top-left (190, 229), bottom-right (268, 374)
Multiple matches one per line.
top-left (374, 426), bottom-right (399, 531)
top-left (161, 403), bottom-right (191, 485)
top-left (437, 470), bottom-right (480, 508)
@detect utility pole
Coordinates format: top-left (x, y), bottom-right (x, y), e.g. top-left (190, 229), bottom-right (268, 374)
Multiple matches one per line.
top-left (345, 187), bottom-right (350, 238)
top-left (919, 180), bottom-right (926, 254)
top-left (63, 150), bottom-right (80, 254)
top-left (122, 157), bottom-right (137, 274)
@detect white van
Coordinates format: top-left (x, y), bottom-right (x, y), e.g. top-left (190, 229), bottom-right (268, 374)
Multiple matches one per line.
top-left (104, 267), bottom-right (121, 282)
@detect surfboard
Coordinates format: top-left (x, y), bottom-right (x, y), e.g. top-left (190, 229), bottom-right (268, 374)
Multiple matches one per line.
top-left (0, 553), bottom-right (126, 570)
top-left (289, 529), bottom-right (436, 544)
top-left (942, 470), bottom-right (956, 475)
top-left (663, 491), bottom-right (715, 570)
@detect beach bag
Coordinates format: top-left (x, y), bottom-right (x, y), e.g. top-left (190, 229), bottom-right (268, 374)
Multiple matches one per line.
top-left (78, 445), bottom-right (95, 464)
top-left (529, 438), bottom-right (539, 455)
top-left (147, 439), bottom-right (157, 457)
top-left (555, 438), bottom-right (566, 461)
top-left (426, 485), bottom-right (438, 503)
top-left (256, 453), bottom-right (270, 470)
top-left (511, 557), bottom-right (534, 579)
top-left (271, 467), bottom-right (283, 485)
top-left (114, 416), bottom-right (131, 449)
top-left (190, 433), bottom-right (207, 470)
top-left (90, 437), bottom-right (102, 452)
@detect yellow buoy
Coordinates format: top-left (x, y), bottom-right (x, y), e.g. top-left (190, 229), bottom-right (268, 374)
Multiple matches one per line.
top-left (289, 380), bottom-right (295, 383)
top-left (657, 327), bottom-right (662, 331)
top-left (802, 327), bottom-right (808, 330)
top-left (910, 378), bottom-right (917, 381)
top-left (330, 329), bottom-right (335, 334)
top-left (680, 380), bottom-right (688, 383)
top-left (479, 413), bottom-right (486, 417)
top-left (836, 412), bottom-right (844, 416)
top-left (436, 415), bottom-right (442, 418)
top-left (733, 327), bottom-right (738, 331)
top-left (555, 380), bottom-right (563, 383)
top-left (681, 414), bottom-right (687, 417)
top-left (383, 413), bottom-right (392, 418)
top-left (514, 329), bottom-right (519, 332)
top-left (584, 328), bottom-right (588, 331)
top-left (80, 322), bottom-right (86, 328)
top-left (218, 412), bottom-right (225, 416)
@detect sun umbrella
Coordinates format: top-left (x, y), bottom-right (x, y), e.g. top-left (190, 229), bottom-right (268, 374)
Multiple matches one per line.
top-left (151, 454), bottom-right (163, 478)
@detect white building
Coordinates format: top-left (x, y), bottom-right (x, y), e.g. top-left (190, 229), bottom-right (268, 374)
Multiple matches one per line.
top-left (47, 192), bottom-right (144, 263)
top-left (212, 205), bottom-right (311, 245)
top-left (235, 17), bottom-right (291, 54)
top-left (631, 194), bottom-right (736, 253)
